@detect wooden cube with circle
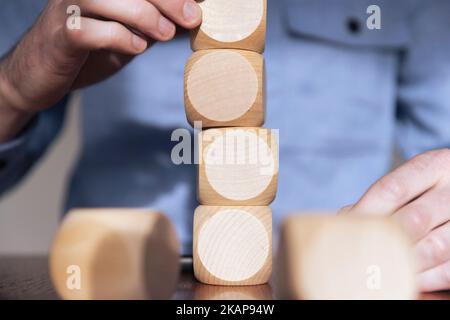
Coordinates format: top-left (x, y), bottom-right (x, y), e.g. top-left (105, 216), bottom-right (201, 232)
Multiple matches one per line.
top-left (185, 49), bottom-right (265, 128)
top-left (49, 209), bottom-right (180, 300)
top-left (198, 127), bottom-right (278, 206)
top-left (274, 214), bottom-right (418, 300)
top-left (194, 282), bottom-right (273, 300)
top-left (193, 205), bottom-right (272, 285)
top-left (191, 0), bottom-right (267, 53)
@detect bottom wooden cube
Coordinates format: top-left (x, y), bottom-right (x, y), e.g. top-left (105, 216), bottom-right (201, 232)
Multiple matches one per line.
top-left (274, 214), bottom-right (418, 300)
top-left (49, 209), bottom-right (180, 300)
top-left (194, 283), bottom-right (273, 300)
top-left (193, 206), bottom-right (272, 285)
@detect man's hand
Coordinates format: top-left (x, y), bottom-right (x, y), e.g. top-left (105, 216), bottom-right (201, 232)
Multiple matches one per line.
top-left (0, 0), bottom-right (202, 141)
top-left (344, 149), bottom-right (450, 292)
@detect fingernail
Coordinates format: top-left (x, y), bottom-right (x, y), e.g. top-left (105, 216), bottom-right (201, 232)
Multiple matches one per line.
top-left (183, 1), bottom-right (201, 23)
top-left (159, 16), bottom-right (175, 38)
top-left (132, 34), bottom-right (147, 52)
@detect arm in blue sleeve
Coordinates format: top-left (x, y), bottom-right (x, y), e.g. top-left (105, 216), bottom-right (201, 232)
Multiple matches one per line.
top-left (0, 95), bottom-right (69, 197)
top-left (396, 1), bottom-right (450, 158)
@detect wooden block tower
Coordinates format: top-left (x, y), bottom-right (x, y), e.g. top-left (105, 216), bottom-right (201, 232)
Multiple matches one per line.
top-left (184, 0), bottom-right (276, 285)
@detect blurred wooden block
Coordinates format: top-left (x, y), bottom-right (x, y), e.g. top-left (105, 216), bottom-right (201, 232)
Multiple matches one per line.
top-left (198, 128), bottom-right (278, 205)
top-left (274, 214), bottom-right (418, 300)
top-left (185, 49), bottom-right (265, 128)
top-left (191, 0), bottom-right (266, 53)
top-left (49, 209), bottom-right (180, 300)
top-left (193, 206), bottom-right (272, 285)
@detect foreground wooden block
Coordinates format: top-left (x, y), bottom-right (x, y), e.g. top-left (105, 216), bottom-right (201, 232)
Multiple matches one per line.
top-left (198, 128), bottom-right (278, 205)
top-left (185, 49), bottom-right (265, 128)
top-left (194, 206), bottom-right (272, 285)
top-left (274, 214), bottom-right (418, 300)
top-left (191, 0), bottom-right (266, 53)
top-left (49, 209), bottom-right (180, 300)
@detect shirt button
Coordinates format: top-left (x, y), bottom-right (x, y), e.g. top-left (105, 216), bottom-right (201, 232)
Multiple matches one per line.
top-left (347, 17), bottom-right (361, 34)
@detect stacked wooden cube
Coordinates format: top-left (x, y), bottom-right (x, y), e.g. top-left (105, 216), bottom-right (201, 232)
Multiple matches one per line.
top-left (184, 0), bottom-right (276, 285)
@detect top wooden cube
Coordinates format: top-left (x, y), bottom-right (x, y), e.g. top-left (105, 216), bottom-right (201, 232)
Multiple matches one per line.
top-left (191, 0), bottom-right (267, 53)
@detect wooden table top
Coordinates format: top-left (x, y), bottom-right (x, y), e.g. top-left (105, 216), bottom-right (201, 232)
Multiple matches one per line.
top-left (0, 256), bottom-right (449, 300)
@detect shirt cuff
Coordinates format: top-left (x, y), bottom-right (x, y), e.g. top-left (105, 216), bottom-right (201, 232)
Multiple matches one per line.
top-left (0, 116), bottom-right (38, 174)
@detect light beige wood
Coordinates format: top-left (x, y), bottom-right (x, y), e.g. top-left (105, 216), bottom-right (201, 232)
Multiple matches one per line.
top-left (198, 127), bottom-right (278, 205)
top-left (191, 0), bottom-right (266, 53)
top-left (274, 214), bottom-right (418, 300)
top-left (193, 206), bottom-right (272, 285)
top-left (194, 283), bottom-right (273, 300)
top-left (49, 209), bottom-right (180, 300)
top-left (184, 49), bottom-right (265, 128)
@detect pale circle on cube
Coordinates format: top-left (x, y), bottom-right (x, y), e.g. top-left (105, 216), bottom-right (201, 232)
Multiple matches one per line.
top-left (204, 130), bottom-right (275, 201)
top-left (187, 51), bottom-right (258, 122)
top-left (198, 209), bottom-right (269, 282)
top-left (199, 0), bottom-right (264, 42)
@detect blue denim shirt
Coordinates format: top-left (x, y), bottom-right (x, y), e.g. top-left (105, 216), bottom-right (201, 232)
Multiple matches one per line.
top-left (1, 0), bottom-right (450, 254)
